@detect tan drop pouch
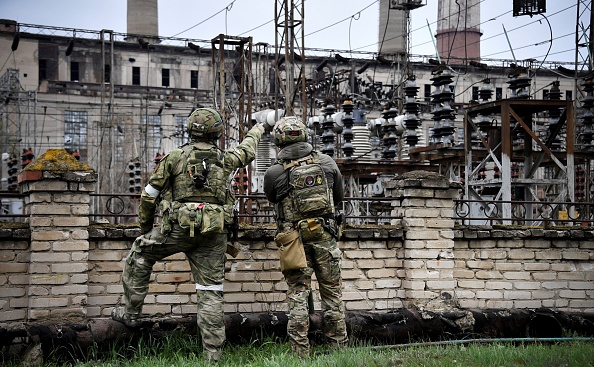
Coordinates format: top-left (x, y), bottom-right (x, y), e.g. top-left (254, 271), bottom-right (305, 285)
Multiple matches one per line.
top-left (275, 229), bottom-right (307, 272)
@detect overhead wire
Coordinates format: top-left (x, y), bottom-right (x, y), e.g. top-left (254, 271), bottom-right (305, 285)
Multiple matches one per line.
top-left (304, 0), bottom-right (378, 38)
top-left (169, 0), bottom-right (237, 38)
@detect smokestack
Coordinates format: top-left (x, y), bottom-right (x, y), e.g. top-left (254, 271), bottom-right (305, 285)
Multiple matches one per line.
top-left (127, 0), bottom-right (159, 38)
top-left (378, 0), bottom-right (407, 57)
top-left (436, 0), bottom-right (482, 64)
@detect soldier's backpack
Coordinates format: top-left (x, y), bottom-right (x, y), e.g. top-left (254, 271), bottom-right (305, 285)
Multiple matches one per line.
top-left (283, 152), bottom-right (333, 219)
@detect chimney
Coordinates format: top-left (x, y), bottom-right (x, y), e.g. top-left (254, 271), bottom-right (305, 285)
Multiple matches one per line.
top-left (436, 0), bottom-right (482, 64)
top-left (127, 0), bottom-right (159, 39)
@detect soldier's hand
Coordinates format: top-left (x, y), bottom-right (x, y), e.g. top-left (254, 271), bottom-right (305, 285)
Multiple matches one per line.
top-left (258, 121), bottom-right (274, 133)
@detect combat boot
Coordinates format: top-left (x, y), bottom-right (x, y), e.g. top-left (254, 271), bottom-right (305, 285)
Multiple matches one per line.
top-left (111, 307), bottom-right (141, 328)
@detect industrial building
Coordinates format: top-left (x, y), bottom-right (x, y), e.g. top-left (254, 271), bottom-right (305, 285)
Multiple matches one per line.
top-left (0, 0), bottom-right (592, 226)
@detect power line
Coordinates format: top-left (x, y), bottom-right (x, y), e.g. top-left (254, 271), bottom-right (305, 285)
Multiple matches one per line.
top-left (169, 0), bottom-right (237, 38)
top-left (304, 0), bottom-right (378, 37)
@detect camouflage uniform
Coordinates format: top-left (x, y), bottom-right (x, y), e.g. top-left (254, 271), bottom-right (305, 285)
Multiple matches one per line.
top-left (118, 115), bottom-right (264, 362)
top-left (263, 140), bottom-right (348, 356)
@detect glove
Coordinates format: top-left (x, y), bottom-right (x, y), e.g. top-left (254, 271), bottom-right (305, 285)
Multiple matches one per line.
top-left (259, 121), bottom-right (274, 133)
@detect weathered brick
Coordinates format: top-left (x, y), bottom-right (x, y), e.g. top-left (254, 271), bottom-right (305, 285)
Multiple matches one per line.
top-left (155, 273), bottom-right (191, 283)
top-left (426, 280), bottom-right (456, 289)
top-left (467, 260), bottom-right (494, 269)
top-left (30, 274), bottom-right (69, 285)
top-left (562, 251), bottom-right (590, 260)
top-left (344, 250), bottom-right (373, 259)
top-left (504, 290), bottom-right (531, 299)
top-left (31, 231), bottom-right (70, 241)
top-left (514, 300), bottom-right (542, 308)
top-left (485, 281), bottom-right (512, 290)
top-left (542, 281), bottom-right (568, 289)
top-left (558, 272), bottom-right (586, 280)
top-left (29, 297), bottom-right (69, 308)
top-left (495, 262), bottom-right (523, 271)
top-left (476, 290), bottom-right (503, 299)
top-left (53, 217), bottom-right (89, 227)
top-left (225, 272), bottom-right (255, 282)
top-left (224, 293), bottom-right (255, 303)
top-left (559, 290), bottom-right (586, 299)
top-left (345, 301), bottom-right (374, 310)
top-left (458, 280), bottom-right (485, 289)
top-left (367, 268), bottom-right (397, 278)
top-left (0, 309), bottom-right (27, 322)
top-left (255, 293), bottom-right (286, 302)
top-left (51, 263), bottom-right (88, 273)
top-left (357, 259), bottom-right (385, 269)
top-left (155, 294), bottom-right (190, 304)
top-left (30, 204), bottom-right (71, 215)
top-left (52, 240), bottom-right (89, 251)
top-left (51, 285), bottom-right (88, 295)
top-left (508, 250), bottom-right (535, 260)
top-left (503, 271), bottom-right (531, 280)
top-left (512, 281), bottom-right (540, 290)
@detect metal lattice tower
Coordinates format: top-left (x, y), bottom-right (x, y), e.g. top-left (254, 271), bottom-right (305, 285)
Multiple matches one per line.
top-left (274, 0), bottom-right (306, 121)
top-left (0, 69), bottom-right (24, 159)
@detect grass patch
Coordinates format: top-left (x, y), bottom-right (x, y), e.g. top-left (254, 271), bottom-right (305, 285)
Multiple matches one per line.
top-left (5, 337), bottom-right (594, 367)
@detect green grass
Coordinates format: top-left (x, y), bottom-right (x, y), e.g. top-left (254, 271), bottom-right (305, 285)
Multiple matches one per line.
top-left (7, 336), bottom-right (594, 367)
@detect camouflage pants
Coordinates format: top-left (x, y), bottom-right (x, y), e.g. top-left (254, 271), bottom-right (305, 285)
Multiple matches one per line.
top-left (282, 231), bottom-right (348, 354)
top-left (121, 225), bottom-right (227, 359)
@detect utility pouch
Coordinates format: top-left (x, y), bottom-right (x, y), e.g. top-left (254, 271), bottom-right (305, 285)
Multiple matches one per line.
top-left (159, 199), bottom-right (172, 234)
top-left (226, 242), bottom-right (240, 258)
top-left (178, 202), bottom-right (203, 238)
top-left (275, 229), bottom-right (307, 272)
top-left (201, 203), bottom-right (225, 235)
top-left (297, 218), bottom-right (325, 242)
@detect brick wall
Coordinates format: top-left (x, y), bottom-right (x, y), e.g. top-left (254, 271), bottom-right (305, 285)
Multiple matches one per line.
top-left (1, 165), bottom-right (593, 327)
top-left (1, 224), bottom-right (593, 325)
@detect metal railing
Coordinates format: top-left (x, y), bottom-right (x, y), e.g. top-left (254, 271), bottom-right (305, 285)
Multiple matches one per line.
top-left (3, 190), bottom-right (592, 228)
top-left (454, 199), bottom-right (594, 227)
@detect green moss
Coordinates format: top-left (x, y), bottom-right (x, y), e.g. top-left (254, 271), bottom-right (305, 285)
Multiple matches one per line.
top-left (23, 149), bottom-right (92, 173)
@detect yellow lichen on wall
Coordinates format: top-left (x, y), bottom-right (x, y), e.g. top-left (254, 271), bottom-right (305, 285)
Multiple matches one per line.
top-left (23, 149), bottom-right (92, 173)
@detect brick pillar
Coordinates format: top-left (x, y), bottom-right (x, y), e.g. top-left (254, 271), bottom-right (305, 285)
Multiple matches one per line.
top-left (18, 149), bottom-right (96, 321)
top-left (383, 170), bottom-right (460, 310)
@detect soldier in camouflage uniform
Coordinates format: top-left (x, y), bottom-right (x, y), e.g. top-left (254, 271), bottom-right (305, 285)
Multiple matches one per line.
top-left (112, 107), bottom-right (266, 362)
top-left (263, 116), bottom-right (348, 357)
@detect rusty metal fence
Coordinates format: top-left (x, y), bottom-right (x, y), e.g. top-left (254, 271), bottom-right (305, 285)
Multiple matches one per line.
top-left (2, 190), bottom-right (592, 228)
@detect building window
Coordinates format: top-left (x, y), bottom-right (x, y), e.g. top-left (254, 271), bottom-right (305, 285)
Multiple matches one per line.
top-left (70, 61), bottom-right (79, 82)
top-left (132, 67), bottom-right (141, 85)
top-left (424, 84), bottom-right (431, 102)
top-left (175, 115), bottom-right (189, 147)
top-left (143, 115), bottom-right (162, 168)
top-left (543, 89), bottom-right (550, 100)
top-left (471, 86), bottom-right (479, 101)
top-left (566, 90), bottom-right (572, 100)
top-left (191, 70), bottom-right (198, 89)
top-left (104, 64), bottom-right (111, 83)
top-left (162, 68), bottom-right (170, 87)
top-left (496, 87), bottom-right (503, 100)
top-left (39, 59), bottom-right (47, 81)
top-left (64, 110), bottom-right (88, 160)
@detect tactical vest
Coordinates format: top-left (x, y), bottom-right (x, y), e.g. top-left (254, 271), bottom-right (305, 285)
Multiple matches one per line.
top-left (171, 143), bottom-right (226, 204)
top-left (279, 152), bottom-right (334, 223)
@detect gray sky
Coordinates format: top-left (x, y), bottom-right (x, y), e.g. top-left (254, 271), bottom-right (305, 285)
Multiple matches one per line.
top-left (0, 0), bottom-right (584, 64)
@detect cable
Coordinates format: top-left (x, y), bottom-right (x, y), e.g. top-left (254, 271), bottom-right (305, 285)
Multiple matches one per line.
top-left (169, 0), bottom-right (236, 38)
top-left (444, 2), bottom-right (576, 64)
top-left (238, 19), bottom-right (274, 37)
top-left (305, 0), bottom-right (378, 38)
top-left (481, 32), bottom-right (572, 58)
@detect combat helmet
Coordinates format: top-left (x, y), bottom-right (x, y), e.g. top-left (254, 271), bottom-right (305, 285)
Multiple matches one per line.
top-left (187, 108), bottom-right (224, 140)
top-left (272, 116), bottom-right (308, 147)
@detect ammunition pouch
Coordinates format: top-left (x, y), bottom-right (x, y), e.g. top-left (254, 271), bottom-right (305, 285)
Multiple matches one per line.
top-left (175, 201), bottom-right (225, 237)
top-left (275, 229), bottom-right (307, 272)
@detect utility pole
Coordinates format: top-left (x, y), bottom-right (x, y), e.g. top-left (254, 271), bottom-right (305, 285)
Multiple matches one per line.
top-left (274, 0), bottom-right (306, 121)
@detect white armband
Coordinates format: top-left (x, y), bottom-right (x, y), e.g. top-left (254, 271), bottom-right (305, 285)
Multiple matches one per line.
top-left (144, 184), bottom-right (160, 198)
